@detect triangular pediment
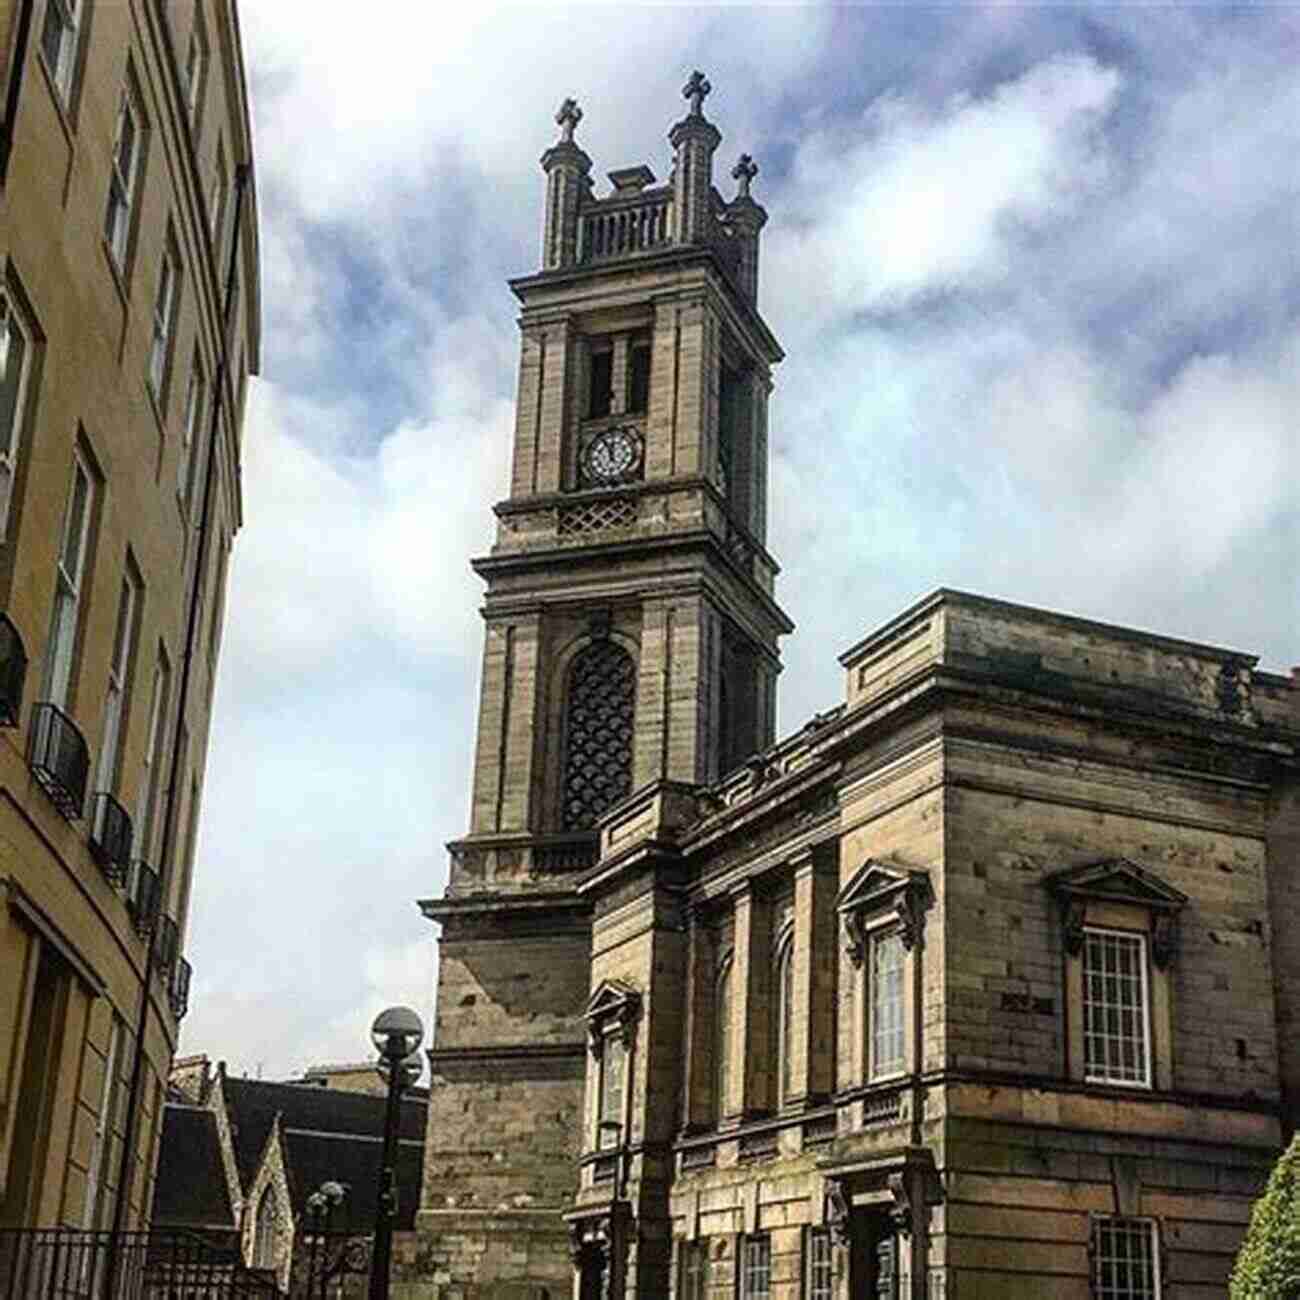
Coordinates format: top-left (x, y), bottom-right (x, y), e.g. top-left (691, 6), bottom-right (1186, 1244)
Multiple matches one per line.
top-left (836, 859), bottom-right (922, 913)
top-left (586, 978), bottom-right (640, 1022)
top-left (1046, 858), bottom-right (1187, 911)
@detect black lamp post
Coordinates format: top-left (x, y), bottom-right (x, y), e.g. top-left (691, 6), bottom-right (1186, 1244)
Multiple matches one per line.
top-left (368, 1006), bottom-right (424, 1300)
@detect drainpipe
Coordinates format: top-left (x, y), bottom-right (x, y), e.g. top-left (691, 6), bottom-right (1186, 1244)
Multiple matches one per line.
top-left (0, 0), bottom-right (37, 186)
top-left (106, 159), bottom-right (250, 1283)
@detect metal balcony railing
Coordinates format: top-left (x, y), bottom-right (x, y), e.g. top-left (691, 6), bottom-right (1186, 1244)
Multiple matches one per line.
top-left (126, 860), bottom-right (160, 936)
top-left (89, 793), bottom-right (133, 886)
top-left (28, 702), bottom-right (89, 819)
top-left (0, 614), bottom-right (26, 727)
top-left (170, 956), bottom-right (192, 1020)
top-left (0, 1227), bottom-right (278, 1300)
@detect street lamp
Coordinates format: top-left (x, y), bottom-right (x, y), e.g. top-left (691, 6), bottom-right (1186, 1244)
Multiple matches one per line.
top-left (305, 1181), bottom-right (347, 1300)
top-left (367, 1007), bottom-right (424, 1300)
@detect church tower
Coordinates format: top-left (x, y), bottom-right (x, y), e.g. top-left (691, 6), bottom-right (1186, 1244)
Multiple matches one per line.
top-left (419, 74), bottom-right (790, 1294)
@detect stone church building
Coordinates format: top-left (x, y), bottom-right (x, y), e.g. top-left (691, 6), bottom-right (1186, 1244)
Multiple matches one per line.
top-left (415, 75), bottom-right (1300, 1299)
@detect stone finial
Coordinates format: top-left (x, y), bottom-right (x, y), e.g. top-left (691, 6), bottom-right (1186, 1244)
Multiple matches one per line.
top-left (555, 97), bottom-right (582, 143)
top-left (732, 153), bottom-right (758, 199)
top-left (682, 70), bottom-right (711, 117)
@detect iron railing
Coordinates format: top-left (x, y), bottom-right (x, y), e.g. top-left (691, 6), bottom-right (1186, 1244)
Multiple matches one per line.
top-left (125, 861), bottom-right (160, 936)
top-left (28, 703), bottom-right (89, 819)
top-left (0, 1227), bottom-right (279, 1300)
top-left (0, 613), bottom-right (27, 727)
top-left (89, 794), bottom-right (133, 886)
top-left (169, 956), bottom-right (192, 1021)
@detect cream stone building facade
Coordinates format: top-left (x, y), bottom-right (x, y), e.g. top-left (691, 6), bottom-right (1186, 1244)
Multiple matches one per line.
top-left (0, 0), bottom-right (258, 1235)
top-left (416, 78), bottom-right (1300, 1298)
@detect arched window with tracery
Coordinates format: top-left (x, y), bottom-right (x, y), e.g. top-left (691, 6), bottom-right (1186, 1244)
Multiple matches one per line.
top-left (253, 1186), bottom-right (278, 1269)
top-left (561, 639), bottom-right (635, 831)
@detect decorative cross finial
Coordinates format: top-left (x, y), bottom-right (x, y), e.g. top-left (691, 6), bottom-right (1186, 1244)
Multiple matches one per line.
top-left (555, 97), bottom-right (582, 143)
top-left (732, 154), bottom-right (758, 198)
top-left (683, 70), bottom-right (711, 117)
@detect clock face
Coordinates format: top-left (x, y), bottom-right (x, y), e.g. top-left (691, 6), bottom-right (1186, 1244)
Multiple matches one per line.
top-left (582, 426), bottom-right (642, 484)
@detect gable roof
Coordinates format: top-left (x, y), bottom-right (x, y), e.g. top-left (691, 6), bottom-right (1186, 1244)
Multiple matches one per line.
top-left (222, 1076), bottom-right (426, 1187)
top-left (151, 1105), bottom-right (236, 1231)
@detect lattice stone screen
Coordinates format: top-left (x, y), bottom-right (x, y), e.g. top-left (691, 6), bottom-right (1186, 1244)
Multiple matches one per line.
top-left (561, 640), bottom-right (635, 830)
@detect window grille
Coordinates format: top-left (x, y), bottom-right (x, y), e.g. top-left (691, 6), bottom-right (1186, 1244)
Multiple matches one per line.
top-left (807, 1229), bottom-right (833, 1300)
top-left (558, 496), bottom-right (636, 536)
top-left (870, 931), bottom-right (905, 1078)
top-left (1092, 1217), bottom-right (1159, 1299)
top-left (741, 1235), bottom-right (771, 1300)
top-left (1083, 929), bottom-right (1150, 1086)
top-left (561, 640), bottom-right (634, 830)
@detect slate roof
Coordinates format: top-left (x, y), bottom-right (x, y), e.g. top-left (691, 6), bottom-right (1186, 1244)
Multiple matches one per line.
top-left (280, 1131), bottom-right (424, 1233)
top-left (151, 1105), bottom-right (236, 1230)
top-left (222, 1076), bottom-right (425, 1186)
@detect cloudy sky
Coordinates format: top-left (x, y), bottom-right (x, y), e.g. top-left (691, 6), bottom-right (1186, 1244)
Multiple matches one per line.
top-left (181, 3), bottom-right (1299, 1079)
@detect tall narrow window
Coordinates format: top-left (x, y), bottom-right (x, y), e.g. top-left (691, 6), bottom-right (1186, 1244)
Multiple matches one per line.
top-left (627, 339), bottom-right (651, 413)
top-left (105, 85), bottom-right (144, 270)
top-left (1092, 1217), bottom-right (1159, 1299)
top-left (741, 1235), bottom-right (771, 1300)
top-left (183, 15), bottom-right (208, 124)
top-left (134, 650), bottom-right (170, 861)
top-left (714, 955), bottom-right (732, 1122)
top-left (597, 1033), bottom-right (625, 1150)
top-left (806, 1229), bottom-right (833, 1300)
top-left (148, 244), bottom-right (180, 401)
top-left (210, 141), bottom-right (228, 259)
top-left (1083, 928), bottom-right (1150, 1087)
top-left (560, 639), bottom-right (634, 830)
top-left (40, 0), bottom-right (81, 104)
top-left (0, 292), bottom-right (34, 540)
top-left (83, 1015), bottom-right (126, 1229)
top-left (206, 541), bottom-right (228, 685)
top-left (776, 934), bottom-right (795, 1106)
top-left (253, 1186), bottom-right (278, 1269)
top-left (177, 354), bottom-right (206, 509)
top-left (587, 346), bottom-right (612, 419)
top-left (869, 930), bottom-right (905, 1080)
top-left (93, 570), bottom-right (139, 802)
top-left (681, 1241), bottom-right (711, 1300)
top-left (44, 451), bottom-right (95, 709)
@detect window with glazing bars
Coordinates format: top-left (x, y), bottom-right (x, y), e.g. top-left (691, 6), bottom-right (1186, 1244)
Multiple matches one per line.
top-left (806, 1229), bottom-right (833, 1300)
top-left (105, 87), bottom-right (143, 269)
top-left (177, 354), bottom-right (206, 509)
top-left (1083, 928), bottom-right (1150, 1086)
top-left (870, 930), bottom-right (905, 1078)
top-left (40, 0), bottom-right (81, 103)
top-left (0, 291), bottom-right (34, 540)
top-left (44, 451), bottom-right (94, 709)
top-left (741, 1235), bottom-right (771, 1300)
top-left (680, 1240), bottom-right (710, 1300)
top-left (1092, 1217), bottom-right (1159, 1299)
top-left (148, 245), bottom-right (180, 399)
